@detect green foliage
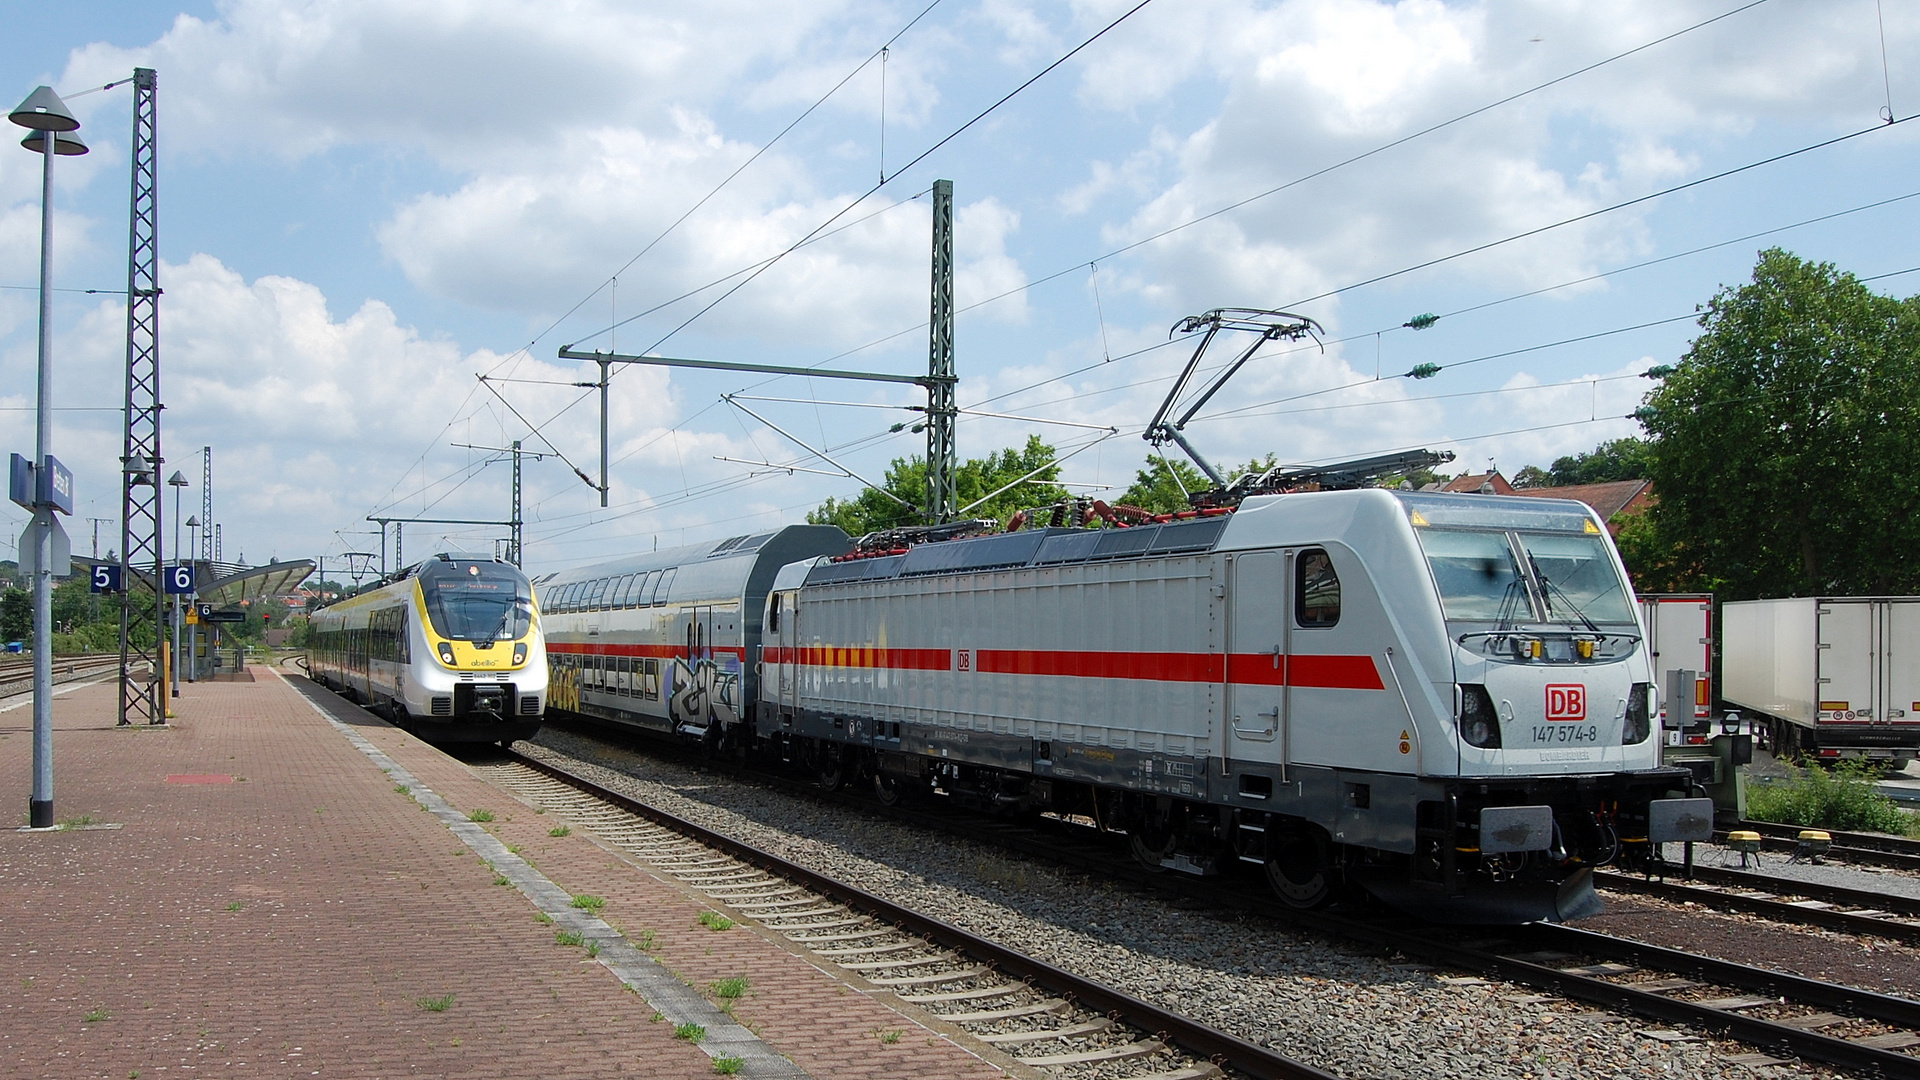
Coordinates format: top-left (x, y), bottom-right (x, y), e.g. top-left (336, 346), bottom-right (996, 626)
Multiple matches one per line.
top-left (709, 976), bottom-right (749, 1000)
top-left (570, 894), bottom-right (605, 913)
top-left (712, 1057), bottom-right (744, 1075)
top-left (1, 587), bottom-right (29, 644)
top-left (1548, 437), bottom-right (1651, 486)
top-left (1640, 249), bottom-right (1920, 599)
top-left (807, 436), bottom-right (1068, 536)
top-left (674, 1022), bottom-right (707, 1043)
top-left (554, 930), bottom-right (584, 946)
top-left (697, 911), bottom-right (734, 931)
top-left (1117, 456), bottom-right (1210, 514)
top-left (415, 993), bottom-right (456, 1012)
top-left (1746, 761), bottom-right (1920, 837)
top-left (1510, 465), bottom-right (1553, 490)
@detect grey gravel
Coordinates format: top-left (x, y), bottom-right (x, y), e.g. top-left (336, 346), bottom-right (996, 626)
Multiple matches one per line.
top-left (523, 728), bottom-right (1835, 1079)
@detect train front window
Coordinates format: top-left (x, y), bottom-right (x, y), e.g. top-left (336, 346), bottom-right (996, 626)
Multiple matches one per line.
top-left (1515, 532), bottom-right (1635, 625)
top-left (1417, 528), bottom-right (1532, 622)
top-left (423, 564), bottom-right (533, 643)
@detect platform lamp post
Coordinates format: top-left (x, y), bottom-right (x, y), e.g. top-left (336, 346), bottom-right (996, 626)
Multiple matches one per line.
top-left (11, 86), bottom-right (87, 831)
top-left (167, 470), bottom-right (188, 699)
top-left (184, 515), bottom-right (199, 682)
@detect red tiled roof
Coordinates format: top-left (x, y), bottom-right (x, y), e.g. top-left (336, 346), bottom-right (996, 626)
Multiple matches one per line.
top-left (1510, 478), bottom-right (1652, 521)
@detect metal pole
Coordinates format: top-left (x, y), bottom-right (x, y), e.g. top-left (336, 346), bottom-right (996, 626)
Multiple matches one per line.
top-left (170, 481), bottom-right (181, 699)
top-left (29, 130), bottom-right (56, 829)
top-left (927, 179), bottom-right (957, 523)
top-left (598, 359), bottom-right (610, 507)
top-left (394, 523), bottom-right (402, 569)
top-left (201, 445), bottom-right (212, 560)
top-left (118, 67), bottom-right (163, 727)
top-left (511, 439), bottom-right (523, 567)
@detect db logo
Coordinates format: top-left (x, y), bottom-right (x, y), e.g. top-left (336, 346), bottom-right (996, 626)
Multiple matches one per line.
top-left (1545, 684), bottom-right (1586, 722)
top-left (956, 649), bottom-right (971, 672)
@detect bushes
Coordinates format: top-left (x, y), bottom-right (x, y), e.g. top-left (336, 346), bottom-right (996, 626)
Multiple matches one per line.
top-left (1746, 761), bottom-right (1920, 836)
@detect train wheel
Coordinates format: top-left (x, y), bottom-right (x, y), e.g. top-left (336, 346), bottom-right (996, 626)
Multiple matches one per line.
top-left (816, 755), bottom-right (847, 792)
top-left (873, 771), bottom-right (908, 806)
top-left (1265, 828), bottom-right (1333, 909)
top-left (1128, 818), bottom-right (1176, 871)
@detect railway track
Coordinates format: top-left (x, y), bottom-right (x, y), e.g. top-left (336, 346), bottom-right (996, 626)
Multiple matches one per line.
top-left (1723, 821), bottom-right (1920, 873)
top-left (480, 747), bottom-right (1334, 1080)
top-left (0, 653), bottom-right (122, 694)
top-left (1595, 865), bottom-right (1920, 945)
top-left (524, 723), bottom-right (1920, 1077)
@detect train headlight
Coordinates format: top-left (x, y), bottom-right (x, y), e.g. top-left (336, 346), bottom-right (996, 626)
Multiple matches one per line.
top-left (437, 642), bottom-right (456, 667)
top-left (512, 644), bottom-right (527, 666)
top-left (1459, 684), bottom-right (1501, 748)
top-left (1622, 683), bottom-right (1653, 745)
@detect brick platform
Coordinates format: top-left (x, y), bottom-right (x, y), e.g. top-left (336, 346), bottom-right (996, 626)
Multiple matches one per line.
top-left (0, 666), bottom-right (1009, 1080)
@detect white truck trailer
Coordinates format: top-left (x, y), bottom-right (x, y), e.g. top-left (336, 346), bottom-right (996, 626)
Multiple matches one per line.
top-left (1721, 597), bottom-right (1920, 770)
top-left (1638, 593), bottom-right (1713, 739)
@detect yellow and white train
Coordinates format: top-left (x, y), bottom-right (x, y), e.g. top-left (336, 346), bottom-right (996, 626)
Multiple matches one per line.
top-left (308, 553), bottom-right (547, 743)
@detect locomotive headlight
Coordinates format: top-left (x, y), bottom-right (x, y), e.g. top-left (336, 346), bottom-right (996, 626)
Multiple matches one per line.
top-left (1622, 683), bottom-right (1653, 745)
top-left (512, 644), bottom-right (527, 666)
top-left (1459, 684), bottom-right (1501, 748)
top-left (437, 641), bottom-right (456, 666)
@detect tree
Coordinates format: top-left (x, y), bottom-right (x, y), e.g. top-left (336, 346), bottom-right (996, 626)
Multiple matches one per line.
top-left (0, 587), bottom-right (28, 645)
top-left (1638, 249), bottom-right (1920, 599)
top-left (1511, 465), bottom-right (1553, 489)
top-left (807, 436), bottom-right (1069, 537)
top-left (1117, 457), bottom-right (1210, 514)
top-left (1548, 437), bottom-right (1651, 486)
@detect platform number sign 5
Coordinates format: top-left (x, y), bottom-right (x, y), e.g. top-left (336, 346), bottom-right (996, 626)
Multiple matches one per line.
top-left (90, 564), bottom-right (122, 593)
top-left (1545, 684), bottom-right (1586, 722)
top-left (166, 564), bottom-right (195, 594)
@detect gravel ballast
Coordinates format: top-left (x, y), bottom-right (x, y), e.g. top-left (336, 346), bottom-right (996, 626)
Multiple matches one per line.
top-left (523, 727), bottom-right (1840, 1079)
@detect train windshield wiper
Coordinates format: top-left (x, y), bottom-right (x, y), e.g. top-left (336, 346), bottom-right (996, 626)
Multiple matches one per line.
top-left (1530, 555), bottom-right (1600, 632)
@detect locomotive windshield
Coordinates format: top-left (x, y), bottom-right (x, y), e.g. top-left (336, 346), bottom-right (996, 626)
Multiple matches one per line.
top-left (420, 562), bottom-right (534, 643)
top-left (1417, 528), bottom-right (1635, 626)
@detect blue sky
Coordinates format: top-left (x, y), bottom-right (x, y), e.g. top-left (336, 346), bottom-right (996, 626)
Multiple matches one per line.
top-left (3, 0), bottom-right (1918, 577)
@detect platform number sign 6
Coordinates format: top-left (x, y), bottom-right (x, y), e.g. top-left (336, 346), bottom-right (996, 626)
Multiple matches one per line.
top-left (166, 564), bottom-right (195, 595)
top-left (90, 564), bottom-right (122, 593)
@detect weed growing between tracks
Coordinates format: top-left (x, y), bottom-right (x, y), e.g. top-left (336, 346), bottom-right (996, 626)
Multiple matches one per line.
top-left (1748, 760), bottom-right (1920, 835)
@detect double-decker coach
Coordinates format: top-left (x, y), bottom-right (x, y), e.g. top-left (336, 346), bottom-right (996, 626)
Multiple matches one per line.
top-left (535, 525), bottom-right (850, 740)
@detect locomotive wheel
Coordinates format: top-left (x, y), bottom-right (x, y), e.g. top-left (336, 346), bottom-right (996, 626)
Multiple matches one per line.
top-left (1265, 829), bottom-right (1333, 909)
top-left (1128, 820), bottom-right (1176, 871)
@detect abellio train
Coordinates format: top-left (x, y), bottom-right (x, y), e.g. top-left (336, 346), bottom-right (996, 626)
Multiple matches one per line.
top-left (308, 553), bottom-right (548, 744)
top-left (538, 493), bottom-right (1711, 922)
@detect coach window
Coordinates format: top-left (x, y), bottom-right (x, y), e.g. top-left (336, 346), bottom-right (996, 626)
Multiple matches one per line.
top-left (1295, 548), bottom-right (1341, 628)
top-left (618, 574), bottom-right (640, 608)
top-left (654, 568), bottom-right (676, 606)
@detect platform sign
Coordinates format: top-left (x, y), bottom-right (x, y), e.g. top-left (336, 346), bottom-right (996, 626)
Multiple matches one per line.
top-left (17, 514), bottom-right (70, 578)
top-left (204, 609), bottom-right (247, 624)
top-left (41, 455), bottom-right (72, 515)
top-left (165, 564), bottom-right (195, 594)
top-left (91, 564), bottom-right (123, 593)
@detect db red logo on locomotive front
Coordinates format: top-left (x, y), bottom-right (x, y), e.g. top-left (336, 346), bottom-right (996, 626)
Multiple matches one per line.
top-left (1545, 684), bottom-right (1586, 722)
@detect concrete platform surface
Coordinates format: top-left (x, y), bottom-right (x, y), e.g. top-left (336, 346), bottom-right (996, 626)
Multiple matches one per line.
top-left (0, 667), bottom-right (1005, 1080)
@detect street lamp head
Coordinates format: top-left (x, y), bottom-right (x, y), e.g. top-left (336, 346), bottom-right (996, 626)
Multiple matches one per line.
top-left (124, 454), bottom-right (155, 486)
top-left (167, 471), bottom-right (189, 488)
top-left (185, 515), bottom-right (200, 528)
top-left (8, 86), bottom-right (79, 133)
top-left (19, 128), bottom-right (87, 156)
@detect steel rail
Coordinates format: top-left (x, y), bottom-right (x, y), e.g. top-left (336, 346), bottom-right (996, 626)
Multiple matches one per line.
top-left (1361, 920), bottom-right (1920, 1079)
top-left (524, 721), bottom-right (1920, 1075)
top-left (503, 747), bottom-right (1338, 1080)
top-left (1595, 868), bottom-right (1920, 944)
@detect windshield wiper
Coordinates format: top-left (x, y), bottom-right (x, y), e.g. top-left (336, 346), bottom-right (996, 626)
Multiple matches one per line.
top-left (1529, 555), bottom-right (1600, 632)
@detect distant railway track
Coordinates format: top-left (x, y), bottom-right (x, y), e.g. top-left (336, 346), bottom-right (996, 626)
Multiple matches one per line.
top-left (0, 653), bottom-right (123, 695)
top-left (529, 720), bottom-right (1920, 1076)
top-left (1595, 865), bottom-right (1920, 945)
top-left (1722, 821), bottom-right (1920, 873)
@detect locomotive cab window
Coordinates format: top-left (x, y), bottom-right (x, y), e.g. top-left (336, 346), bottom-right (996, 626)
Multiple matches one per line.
top-left (768, 592), bottom-right (782, 632)
top-left (1295, 548), bottom-right (1340, 628)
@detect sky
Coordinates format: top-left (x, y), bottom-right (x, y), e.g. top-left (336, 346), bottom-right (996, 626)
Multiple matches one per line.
top-left (3, 0), bottom-right (1917, 581)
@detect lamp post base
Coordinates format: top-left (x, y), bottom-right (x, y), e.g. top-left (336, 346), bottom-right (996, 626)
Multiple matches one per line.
top-left (29, 799), bottom-right (51, 829)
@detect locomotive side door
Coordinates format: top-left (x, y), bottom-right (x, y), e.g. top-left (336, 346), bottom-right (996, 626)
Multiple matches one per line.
top-left (1227, 550), bottom-right (1289, 771)
top-left (774, 592), bottom-right (799, 715)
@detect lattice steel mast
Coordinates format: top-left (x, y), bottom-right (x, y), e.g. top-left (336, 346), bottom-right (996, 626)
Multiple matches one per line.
top-left (117, 67), bottom-right (163, 726)
top-left (925, 179), bottom-right (957, 523)
top-left (200, 445), bottom-right (213, 561)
